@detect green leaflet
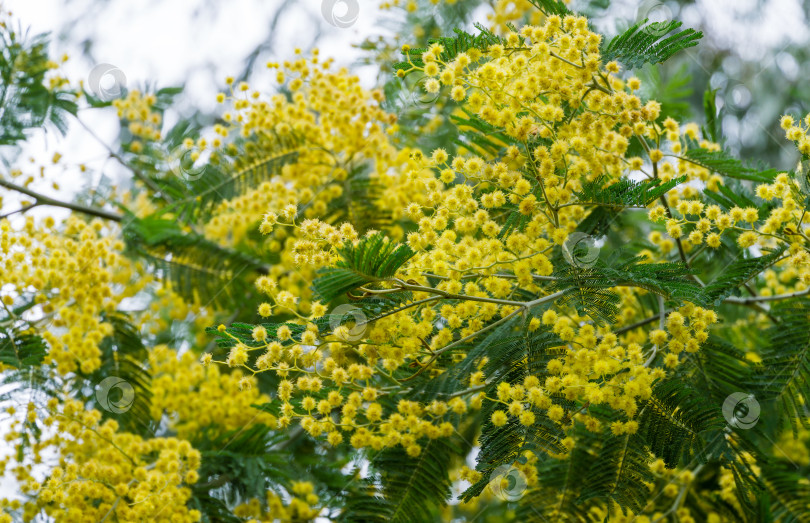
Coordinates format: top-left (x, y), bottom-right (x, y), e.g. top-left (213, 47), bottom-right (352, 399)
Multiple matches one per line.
top-left (682, 145), bottom-right (779, 183)
top-left (756, 299), bottom-right (810, 434)
top-left (123, 216), bottom-right (268, 308)
top-left (375, 438), bottom-right (461, 523)
top-left (159, 148), bottom-right (299, 224)
top-left (601, 19), bottom-right (702, 70)
top-left (462, 327), bottom-right (568, 501)
top-left (0, 29), bottom-right (77, 145)
top-left (636, 379), bottom-right (725, 468)
top-left (579, 433), bottom-right (654, 514)
top-left (313, 234), bottom-right (415, 303)
top-left (0, 325), bottom-right (47, 369)
top-left (703, 247), bottom-right (786, 304)
top-left (527, 0), bottom-right (572, 16)
top-left (575, 175), bottom-right (687, 209)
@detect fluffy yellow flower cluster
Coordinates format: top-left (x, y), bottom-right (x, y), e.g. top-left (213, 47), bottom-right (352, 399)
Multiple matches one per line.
top-left (201, 14), bottom-right (730, 457)
top-left (139, 285), bottom-right (214, 345)
top-left (113, 90), bottom-right (163, 153)
top-left (233, 481), bottom-right (321, 521)
top-left (196, 52), bottom-right (414, 317)
top-left (5, 0), bottom-right (810, 518)
top-left (781, 113), bottom-right (810, 155)
top-left (1, 400), bottom-right (200, 522)
top-left (0, 216), bottom-right (143, 374)
top-left (149, 345), bottom-right (277, 438)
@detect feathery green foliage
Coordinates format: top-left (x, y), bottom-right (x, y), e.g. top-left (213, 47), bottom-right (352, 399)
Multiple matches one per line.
top-left (575, 175), bottom-right (687, 209)
top-left (527, 0), bottom-right (572, 16)
top-left (703, 247), bottom-right (786, 304)
top-left (0, 325), bottom-right (47, 369)
top-left (682, 146), bottom-right (779, 183)
top-left (375, 438), bottom-right (460, 523)
top-left (123, 216), bottom-right (268, 307)
top-left (462, 327), bottom-right (568, 501)
top-left (313, 234), bottom-right (415, 303)
top-left (579, 433), bottom-right (654, 513)
top-left (0, 27), bottom-right (77, 145)
top-left (601, 19), bottom-right (702, 70)
top-left (548, 256), bottom-right (706, 323)
top-left (81, 312), bottom-right (154, 436)
top-left (636, 379), bottom-right (725, 468)
top-left (517, 425), bottom-right (600, 521)
top-left (757, 299), bottom-right (810, 433)
top-left (193, 424), bottom-right (287, 504)
top-left (321, 167), bottom-right (393, 234)
top-left (159, 149), bottom-right (299, 224)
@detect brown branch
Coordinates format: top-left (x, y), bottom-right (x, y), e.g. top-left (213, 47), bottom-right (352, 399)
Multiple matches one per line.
top-left (0, 178), bottom-right (122, 222)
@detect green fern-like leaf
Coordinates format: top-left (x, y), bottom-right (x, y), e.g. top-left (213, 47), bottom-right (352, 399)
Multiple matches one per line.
top-left (552, 256), bottom-right (707, 305)
top-left (703, 87), bottom-right (720, 143)
top-left (546, 255), bottom-right (705, 324)
top-left (375, 438), bottom-right (460, 523)
top-left (81, 312), bottom-right (154, 436)
top-left (579, 433), bottom-right (654, 514)
top-left (313, 234), bottom-right (415, 303)
top-left (517, 425), bottom-right (601, 522)
top-left (338, 481), bottom-right (394, 523)
top-left (450, 108), bottom-right (514, 156)
top-left (527, 0), bottom-right (572, 16)
top-left (193, 424), bottom-right (289, 504)
top-left (410, 314), bottom-right (522, 403)
top-left (159, 148), bottom-right (299, 224)
top-left (0, 28), bottom-right (77, 145)
top-left (0, 325), bottom-right (47, 369)
top-left (574, 175), bottom-right (687, 209)
top-left (637, 379), bottom-right (725, 468)
top-left (689, 335), bottom-right (754, 402)
top-left (319, 166), bottom-right (393, 234)
top-left (760, 461), bottom-right (810, 523)
top-left (601, 19), bottom-right (702, 69)
top-left (682, 146), bottom-right (779, 183)
top-left (462, 327), bottom-right (568, 501)
top-left (123, 216), bottom-right (268, 307)
top-left (756, 299), bottom-right (810, 433)
top-left (703, 247), bottom-right (786, 305)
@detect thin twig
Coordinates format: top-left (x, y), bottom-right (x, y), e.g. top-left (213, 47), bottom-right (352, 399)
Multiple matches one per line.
top-left (724, 288), bottom-right (810, 304)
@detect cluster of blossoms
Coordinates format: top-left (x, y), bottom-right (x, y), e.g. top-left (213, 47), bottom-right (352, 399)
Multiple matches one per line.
top-left (183, 52), bottom-right (418, 318)
top-left (149, 345), bottom-right (278, 438)
top-left (0, 216), bottom-right (138, 374)
top-left (488, 0), bottom-right (558, 31)
top-left (112, 90), bottom-right (164, 153)
top-left (1, 400), bottom-right (201, 522)
top-left (199, 14), bottom-right (732, 459)
top-left (192, 10), bottom-right (810, 514)
top-left (781, 113), bottom-right (810, 155)
top-left (233, 481), bottom-right (322, 521)
top-left (3, 0), bottom-right (810, 519)
top-left (0, 215), bottom-right (213, 374)
top-left (0, 345), bottom-right (287, 520)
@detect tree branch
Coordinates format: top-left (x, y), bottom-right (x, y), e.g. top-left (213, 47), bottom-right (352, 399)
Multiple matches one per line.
top-left (0, 178), bottom-right (122, 222)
